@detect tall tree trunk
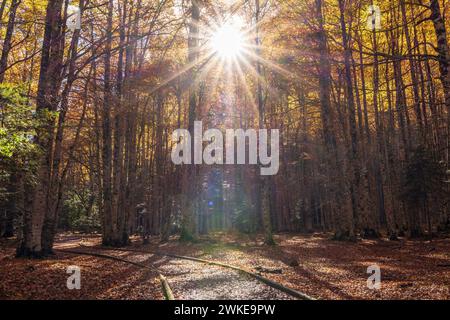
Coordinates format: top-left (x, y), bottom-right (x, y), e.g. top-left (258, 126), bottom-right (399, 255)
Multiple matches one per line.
top-left (400, 0), bottom-right (423, 137)
top-left (102, 0), bottom-right (115, 246)
top-left (338, 0), bottom-right (359, 239)
top-left (255, 0), bottom-right (275, 245)
top-left (370, 2), bottom-right (385, 233)
top-left (0, 0), bottom-right (21, 82)
top-left (0, 0), bottom-right (8, 22)
top-left (315, 0), bottom-right (351, 240)
top-left (16, 0), bottom-right (65, 257)
top-left (42, 0), bottom-right (86, 254)
top-left (429, 0), bottom-right (450, 107)
top-left (429, 0), bottom-right (450, 169)
top-left (180, 0), bottom-right (200, 241)
top-left (110, 0), bottom-right (127, 246)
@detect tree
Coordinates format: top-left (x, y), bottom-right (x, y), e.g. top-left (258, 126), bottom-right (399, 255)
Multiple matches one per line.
top-left (16, 0), bottom-right (65, 257)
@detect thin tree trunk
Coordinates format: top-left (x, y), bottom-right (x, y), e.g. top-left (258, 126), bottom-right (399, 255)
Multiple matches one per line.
top-left (0, 0), bottom-right (21, 82)
top-left (255, 0), bottom-right (275, 245)
top-left (338, 0), bottom-right (358, 239)
top-left (102, 0), bottom-right (114, 246)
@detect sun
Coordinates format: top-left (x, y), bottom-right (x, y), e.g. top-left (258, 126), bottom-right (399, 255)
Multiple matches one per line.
top-left (210, 19), bottom-right (245, 59)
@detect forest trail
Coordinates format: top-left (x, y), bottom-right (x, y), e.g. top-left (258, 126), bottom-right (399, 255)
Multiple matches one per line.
top-left (58, 233), bottom-right (450, 300)
top-left (62, 247), bottom-right (297, 300)
top-left (2, 233), bottom-right (449, 300)
top-left (151, 254), bottom-right (294, 300)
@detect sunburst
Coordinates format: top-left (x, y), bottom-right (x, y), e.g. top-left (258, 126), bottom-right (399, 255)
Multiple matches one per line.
top-left (210, 17), bottom-right (246, 60)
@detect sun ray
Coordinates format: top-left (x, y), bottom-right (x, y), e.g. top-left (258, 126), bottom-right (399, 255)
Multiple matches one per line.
top-left (241, 47), bottom-right (295, 79)
top-left (234, 52), bottom-right (280, 100)
top-left (148, 51), bottom-right (215, 95)
top-left (232, 57), bottom-right (258, 116)
top-left (193, 54), bottom-right (223, 89)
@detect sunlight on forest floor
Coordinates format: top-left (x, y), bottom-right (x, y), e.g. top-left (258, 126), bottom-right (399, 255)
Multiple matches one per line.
top-left (1, 233), bottom-right (449, 300)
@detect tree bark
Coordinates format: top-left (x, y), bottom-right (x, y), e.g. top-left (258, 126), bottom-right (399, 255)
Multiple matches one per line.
top-left (102, 0), bottom-right (115, 246)
top-left (16, 0), bottom-right (65, 257)
top-left (0, 0), bottom-right (21, 82)
top-left (180, 0), bottom-right (200, 242)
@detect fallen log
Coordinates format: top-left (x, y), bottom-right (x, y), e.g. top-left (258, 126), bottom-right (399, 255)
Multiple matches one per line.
top-left (81, 247), bottom-right (317, 300)
top-left (55, 249), bottom-right (176, 300)
top-left (255, 266), bottom-right (283, 274)
top-left (159, 275), bottom-right (175, 300)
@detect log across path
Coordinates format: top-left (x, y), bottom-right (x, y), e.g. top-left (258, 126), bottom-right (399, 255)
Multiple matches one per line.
top-left (57, 247), bottom-right (316, 300)
top-left (57, 248), bottom-right (175, 300)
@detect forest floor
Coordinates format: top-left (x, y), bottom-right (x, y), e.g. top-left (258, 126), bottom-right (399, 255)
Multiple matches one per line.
top-left (0, 232), bottom-right (449, 300)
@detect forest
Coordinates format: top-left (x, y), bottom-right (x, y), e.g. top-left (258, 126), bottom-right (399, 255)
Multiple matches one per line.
top-left (0, 0), bottom-right (449, 301)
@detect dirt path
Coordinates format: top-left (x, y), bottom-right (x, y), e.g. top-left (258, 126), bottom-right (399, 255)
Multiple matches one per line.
top-left (92, 249), bottom-right (294, 300)
top-left (159, 257), bottom-right (294, 300)
top-left (55, 233), bottom-right (450, 300)
top-left (2, 233), bottom-right (449, 299)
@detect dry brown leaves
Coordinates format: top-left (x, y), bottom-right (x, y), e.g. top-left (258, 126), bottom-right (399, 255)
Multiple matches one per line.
top-left (1, 232), bottom-right (449, 300)
top-left (0, 235), bottom-right (162, 300)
